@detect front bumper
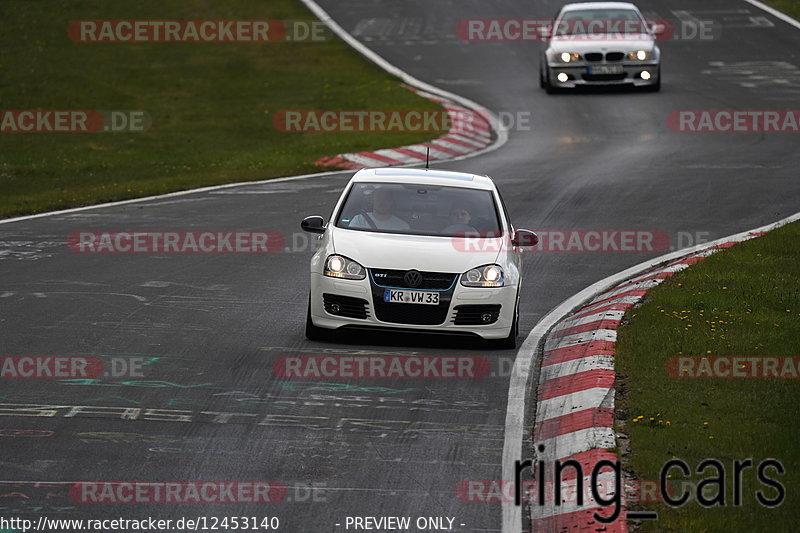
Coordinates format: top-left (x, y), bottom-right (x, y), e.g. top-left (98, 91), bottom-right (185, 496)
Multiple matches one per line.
top-left (546, 61), bottom-right (659, 88)
top-left (309, 272), bottom-right (517, 340)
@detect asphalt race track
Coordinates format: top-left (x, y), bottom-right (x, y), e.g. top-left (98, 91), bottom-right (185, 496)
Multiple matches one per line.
top-left (1, 0), bottom-right (799, 531)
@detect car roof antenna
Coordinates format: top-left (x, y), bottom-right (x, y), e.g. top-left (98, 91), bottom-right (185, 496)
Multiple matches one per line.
top-left (425, 147), bottom-right (430, 169)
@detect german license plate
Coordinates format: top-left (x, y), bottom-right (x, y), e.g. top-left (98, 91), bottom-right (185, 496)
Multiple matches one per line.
top-left (383, 289), bottom-right (439, 305)
top-left (588, 65), bottom-right (623, 75)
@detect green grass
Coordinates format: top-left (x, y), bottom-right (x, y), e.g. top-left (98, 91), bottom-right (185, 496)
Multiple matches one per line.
top-left (762, 0), bottom-right (800, 19)
top-left (0, 0), bottom-right (443, 218)
top-left (616, 221), bottom-right (800, 532)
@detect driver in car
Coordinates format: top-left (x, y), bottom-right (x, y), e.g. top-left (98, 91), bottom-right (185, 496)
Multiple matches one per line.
top-left (348, 188), bottom-right (410, 231)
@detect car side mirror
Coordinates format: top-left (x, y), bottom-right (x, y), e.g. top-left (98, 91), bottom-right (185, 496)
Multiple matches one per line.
top-left (511, 229), bottom-right (538, 247)
top-left (539, 25), bottom-right (552, 40)
top-left (301, 215), bottom-right (326, 234)
top-left (648, 22), bottom-right (666, 35)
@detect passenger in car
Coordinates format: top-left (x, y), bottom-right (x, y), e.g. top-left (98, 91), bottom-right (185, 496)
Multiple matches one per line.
top-left (443, 202), bottom-right (477, 234)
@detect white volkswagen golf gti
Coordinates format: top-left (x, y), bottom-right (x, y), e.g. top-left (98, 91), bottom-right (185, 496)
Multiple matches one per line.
top-left (301, 168), bottom-right (538, 348)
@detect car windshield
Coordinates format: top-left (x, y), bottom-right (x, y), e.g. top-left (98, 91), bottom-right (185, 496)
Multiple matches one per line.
top-left (335, 182), bottom-right (502, 237)
top-left (555, 9), bottom-right (647, 35)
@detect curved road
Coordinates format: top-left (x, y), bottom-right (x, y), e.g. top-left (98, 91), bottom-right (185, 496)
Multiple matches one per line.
top-left (1, 0), bottom-right (798, 531)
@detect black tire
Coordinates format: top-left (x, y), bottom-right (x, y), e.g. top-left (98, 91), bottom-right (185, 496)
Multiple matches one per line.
top-left (305, 296), bottom-right (330, 341)
top-left (651, 74), bottom-right (661, 92)
top-left (492, 302), bottom-right (519, 350)
top-left (544, 74), bottom-right (559, 94)
top-left (541, 61), bottom-right (557, 94)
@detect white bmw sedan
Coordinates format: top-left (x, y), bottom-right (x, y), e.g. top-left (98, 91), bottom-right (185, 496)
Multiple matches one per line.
top-left (540, 1), bottom-right (663, 92)
top-left (301, 168), bottom-right (537, 348)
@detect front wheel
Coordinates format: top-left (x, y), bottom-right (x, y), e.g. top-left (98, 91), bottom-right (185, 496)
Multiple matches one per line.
top-left (492, 303), bottom-right (519, 349)
top-left (541, 62), bottom-right (557, 94)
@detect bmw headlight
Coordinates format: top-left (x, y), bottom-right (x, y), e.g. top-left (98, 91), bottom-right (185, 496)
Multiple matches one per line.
top-left (461, 264), bottom-right (505, 288)
top-left (628, 50), bottom-right (652, 61)
top-left (556, 52), bottom-right (581, 63)
top-left (324, 255), bottom-right (365, 280)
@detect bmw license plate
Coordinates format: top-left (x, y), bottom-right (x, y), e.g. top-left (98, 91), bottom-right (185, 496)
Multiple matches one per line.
top-left (588, 65), bottom-right (623, 75)
top-left (383, 289), bottom-right (439, 305)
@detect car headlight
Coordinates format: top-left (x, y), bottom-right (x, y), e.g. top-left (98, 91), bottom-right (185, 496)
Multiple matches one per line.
top-left (556, 52), bottom-right (580, 63)
top-left (324, 255), bottom-right (365, 280)
top-left (628, 50), bottom-right (652, 61)
top-left (461, 264), bottom-right (505, 288)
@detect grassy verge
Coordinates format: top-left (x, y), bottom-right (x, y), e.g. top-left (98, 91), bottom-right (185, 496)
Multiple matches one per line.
top-left (762, 0), bottom-right (800, 20)
top-left (615, 221), bottom-right (800, 531)
top-left (0, 0), bottom-right (444, 218)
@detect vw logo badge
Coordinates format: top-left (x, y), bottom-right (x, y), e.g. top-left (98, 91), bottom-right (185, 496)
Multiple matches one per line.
top-left (404, 270), bottom-right (423, 288)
